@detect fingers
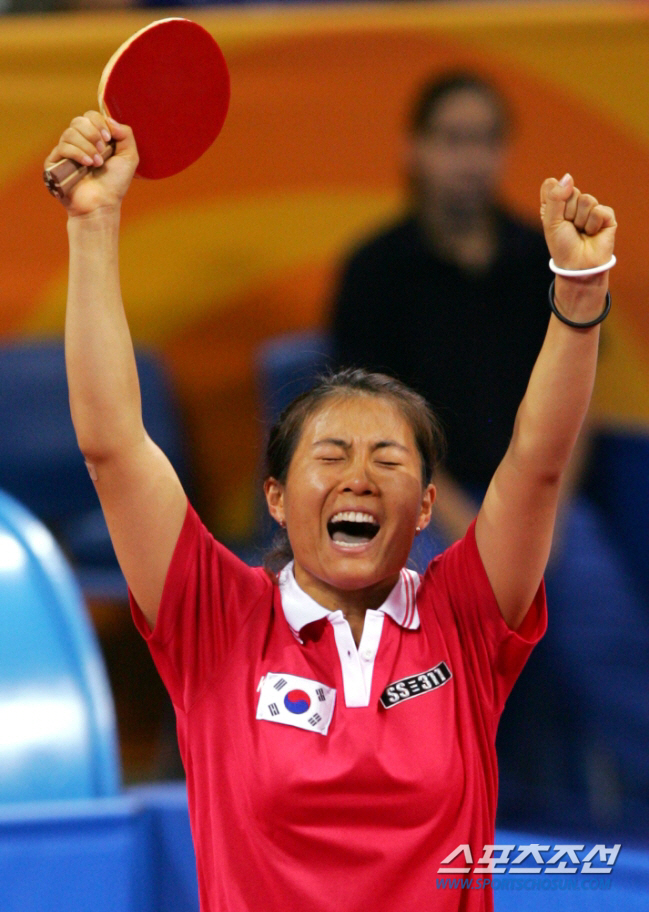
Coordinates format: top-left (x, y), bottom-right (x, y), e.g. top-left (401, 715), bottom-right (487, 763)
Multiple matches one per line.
top-left (589, 204), bottom-right (616, 234)
top-left (563, 188), bottom-right (580, 223)
top-left (541, 175), bottom-right (617, 237)
top-left (44, 111), bottom-right (134, 170)
top-left (582, 202), bottom-right (617, 236)
top-left (573, 193), bottom-right (598, 233)
top-left (45, 112), bottom-right (108, 169)
top-left (565, 191), bottom-right (616, 236)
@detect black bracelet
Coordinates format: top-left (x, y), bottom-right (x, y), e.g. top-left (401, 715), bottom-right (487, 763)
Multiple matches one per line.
top-left (548, 279), bottom-right (611, 328)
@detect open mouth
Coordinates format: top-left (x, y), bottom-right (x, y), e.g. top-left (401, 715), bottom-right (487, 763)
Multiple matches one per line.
top-left (327, 511), bottom-right (380, 547)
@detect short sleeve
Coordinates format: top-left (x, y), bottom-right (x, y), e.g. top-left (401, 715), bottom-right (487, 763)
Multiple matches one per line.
top-left (424, 520), bottom-right (547, 718)
top-left (130, 501), bottom-right (272, 712)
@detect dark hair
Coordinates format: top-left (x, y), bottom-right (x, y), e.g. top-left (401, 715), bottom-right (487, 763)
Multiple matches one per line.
top-left (263, 367), bottom-right (445, 575)
top-left (408, 70), bottom-right (511, 140)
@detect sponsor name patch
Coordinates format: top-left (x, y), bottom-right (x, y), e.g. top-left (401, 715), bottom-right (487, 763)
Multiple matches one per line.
top-left (380, 661), bottom-right (452, 708)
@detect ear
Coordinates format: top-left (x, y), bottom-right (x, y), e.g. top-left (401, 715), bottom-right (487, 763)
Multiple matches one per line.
top-left (416, 483), bottom-right (436, 532)
top-left (264, 477), bottom-right (285, 526)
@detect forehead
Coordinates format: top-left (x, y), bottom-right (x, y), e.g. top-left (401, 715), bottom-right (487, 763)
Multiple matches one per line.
top-left (427, 87), bottom-right (502, 135)
top-left (298, 393), bottom-right (416, 447)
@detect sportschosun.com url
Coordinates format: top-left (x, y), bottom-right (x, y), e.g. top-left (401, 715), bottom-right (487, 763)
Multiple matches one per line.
top-left (436, 876), bottom-right (613, 891)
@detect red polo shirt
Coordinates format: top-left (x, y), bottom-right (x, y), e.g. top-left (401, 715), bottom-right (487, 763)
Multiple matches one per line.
top-left (131, 501), bottom-right (546, 912)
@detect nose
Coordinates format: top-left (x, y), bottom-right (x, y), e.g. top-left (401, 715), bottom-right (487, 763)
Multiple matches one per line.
top-left (339, 455), bottom-right (378, 495)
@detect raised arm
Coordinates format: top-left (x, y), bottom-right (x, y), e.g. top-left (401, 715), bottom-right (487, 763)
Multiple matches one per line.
top-left (45, 112), bottom-right (188, 630)
top-left (475, 174), bottom-right (616, 629)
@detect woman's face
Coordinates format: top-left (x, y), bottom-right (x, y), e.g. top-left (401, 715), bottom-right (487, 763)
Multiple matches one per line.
top-left (265, 393), bottom-right (435, 608)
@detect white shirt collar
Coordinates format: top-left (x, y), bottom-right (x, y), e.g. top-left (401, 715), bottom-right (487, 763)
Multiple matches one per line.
top-left (278, 561), bottom-right (421, 638)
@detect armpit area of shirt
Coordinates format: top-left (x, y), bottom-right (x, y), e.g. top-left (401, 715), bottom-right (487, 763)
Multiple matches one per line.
top-left (129, 498), bottom-right (198, 648)
top-left (437, 519), bottom-right (548, 649)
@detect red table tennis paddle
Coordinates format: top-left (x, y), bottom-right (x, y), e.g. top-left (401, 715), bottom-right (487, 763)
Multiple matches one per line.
top-left (44, 17), bottom-right (230, 199)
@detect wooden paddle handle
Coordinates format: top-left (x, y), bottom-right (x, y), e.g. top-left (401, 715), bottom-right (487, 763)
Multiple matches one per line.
top-left (43, 140), bottom-right (116, 200)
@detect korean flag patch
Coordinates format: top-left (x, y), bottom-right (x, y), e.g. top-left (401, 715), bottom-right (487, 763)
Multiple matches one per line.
top-left (257, 672), bottom-right (336, 736)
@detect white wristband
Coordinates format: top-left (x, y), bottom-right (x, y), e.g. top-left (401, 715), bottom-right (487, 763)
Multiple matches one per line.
top-left (549, 255), bottom-right (616, 277)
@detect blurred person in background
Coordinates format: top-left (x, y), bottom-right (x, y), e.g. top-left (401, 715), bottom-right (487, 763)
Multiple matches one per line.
top-left (331, 70), bottom-right (649, 833)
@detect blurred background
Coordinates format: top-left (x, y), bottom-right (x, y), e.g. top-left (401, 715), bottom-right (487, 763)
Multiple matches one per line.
top-left (1, 2), bottom-right (649, 910)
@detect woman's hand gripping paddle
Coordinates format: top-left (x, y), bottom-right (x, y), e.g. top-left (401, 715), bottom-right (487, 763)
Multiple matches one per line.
top-left (44, 17), bottom-right (230, 199)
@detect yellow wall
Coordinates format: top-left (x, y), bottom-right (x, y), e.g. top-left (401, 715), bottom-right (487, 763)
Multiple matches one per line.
top-left (2, 2), bottom-right (648, 535)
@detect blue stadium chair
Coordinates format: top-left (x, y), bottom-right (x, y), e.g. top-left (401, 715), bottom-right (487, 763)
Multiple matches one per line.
top-left (255, 329), bottom-right (334, 429)
top-left (240, 329), bottom-right (333, 562)
top-left (0, 339), bottom-right (191, 600)
top-left (586, 428), bottom-right (649, 602)
top-left (0, 488), bottom-right (120, 803)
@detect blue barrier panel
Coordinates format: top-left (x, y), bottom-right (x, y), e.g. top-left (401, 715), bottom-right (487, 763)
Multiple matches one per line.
top-left (485, 829), bottom-right (649, 912)
top-left (0, 795), bottom-right (153, 912)
top-left (131, 783), bottom-right (199, 912)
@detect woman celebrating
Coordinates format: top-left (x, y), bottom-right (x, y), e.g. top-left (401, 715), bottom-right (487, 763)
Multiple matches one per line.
top-left (46, 112), bottom-right (616, 912)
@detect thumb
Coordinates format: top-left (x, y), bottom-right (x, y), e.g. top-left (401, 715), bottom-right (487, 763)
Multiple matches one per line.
top-left (107, 118), bottom-right (137, 155)
top-left (106, 118), bottom-right (139, 170)
top-left (540, 173), bottom-right (573, 232)
top-left (106, 117), bottom-right (130, 141)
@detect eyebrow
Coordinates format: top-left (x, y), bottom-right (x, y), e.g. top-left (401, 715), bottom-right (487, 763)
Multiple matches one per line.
top-left (312, 438), bottom-right (410, 453)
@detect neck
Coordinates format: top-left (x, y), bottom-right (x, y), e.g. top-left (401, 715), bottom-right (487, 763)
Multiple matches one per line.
top-left (292, 563), bottom-right (400, 645)
top-left (420, 203), bottom-right (499, 273)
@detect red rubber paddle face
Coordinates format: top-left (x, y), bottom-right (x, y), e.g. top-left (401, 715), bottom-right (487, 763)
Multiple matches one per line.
top-left (100, 18), bottom-right (230, 180)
